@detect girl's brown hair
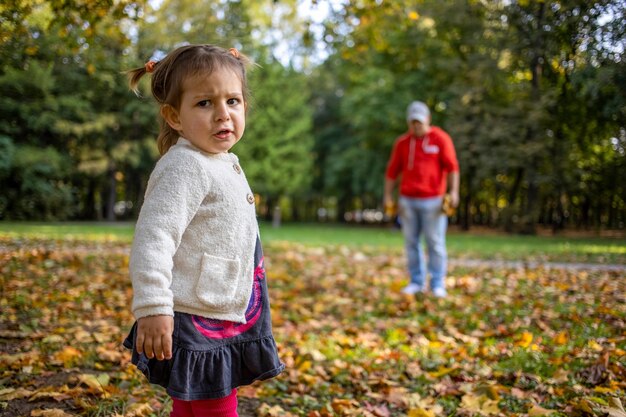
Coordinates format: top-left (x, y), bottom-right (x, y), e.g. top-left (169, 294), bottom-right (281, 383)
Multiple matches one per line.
top-left (127, 44), bottom-right (252, 155)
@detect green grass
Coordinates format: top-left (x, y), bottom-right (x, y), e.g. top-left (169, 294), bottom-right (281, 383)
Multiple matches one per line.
top-left (0, 221), bottom-right (624, 264)
top-left (0, 221), bottom-right (136, 241)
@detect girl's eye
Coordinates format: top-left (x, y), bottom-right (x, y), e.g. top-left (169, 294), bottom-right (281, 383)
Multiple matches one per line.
top-left (227, 98), bottom-right (240, 106)
top-left (197, 100), bottom-right (210, 107)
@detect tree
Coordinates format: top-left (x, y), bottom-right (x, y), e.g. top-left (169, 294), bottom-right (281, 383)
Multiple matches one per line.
top-left (499, 0), bottom-right (626, 232)
top-left (0, 0), bottom-right (143, 220)
top-left (236, 55), bottom-right (314, 221)
top-left (131, 0), bottom-right (314, 222)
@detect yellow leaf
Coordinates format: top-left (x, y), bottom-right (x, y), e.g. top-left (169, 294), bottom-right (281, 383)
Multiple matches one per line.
top-left (77, 373), bottom-right (109, 392)
top-left (461, 394), bottom-right (500, 414)
top-left (0, 387), bottom-right (34, 401)
top-left (482, 400), bottom-right (500, 414)
top-left (29, 391), bottom-right (72, 402)
top-left (297, 360), bottom-right (312, 372)
top-left (598, 398), bottom-right (626, 417)
top-left (588, 340), bottom-right (603, 351)
top-left (408, 11), bottom-right (420, 21)
top-left (528, 404), bottom-right (556, 416)
top-left (74, 330), bottom-right (92, 342)
top-left (96, 346), bottom-right (123, 363)
top-left (428, 340), bottom-right (442, 349)
top-left (461, 393), bottom-right (482, 410)
top-left (237, 385), bottom-right (258, 398)
top-left (257, 403), bottom-right (288, 417)
top-left (548, 369), bottom-right (569, 384)
top-left (553, 331), bottom-right (568, 345)
top-left (55, 346), bottom-right (82, 367)
top-left (408, 408), bottom-right (435, 417)
top-left (516, 332), bottom-right (533, 348)
top-left (594, 386), bottom-right (618, 394)
top-left (427, 366), bottom-right (455, 378)
top-left (31, 409), bottom-right (76, 417)
top-left (42, 335), bottom-right (65, 344)
top-left (125, 402), bottom-right (154, 417)
top-left (331, 398), bottom-right (359, 412)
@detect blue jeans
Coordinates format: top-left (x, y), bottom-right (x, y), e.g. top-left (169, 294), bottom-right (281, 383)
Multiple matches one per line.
top-left (398, 196), bottom-right (448, 290)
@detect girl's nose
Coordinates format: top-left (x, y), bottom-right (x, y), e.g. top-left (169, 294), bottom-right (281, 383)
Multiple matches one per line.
top-left (214, 102), bottom-right (230, 121)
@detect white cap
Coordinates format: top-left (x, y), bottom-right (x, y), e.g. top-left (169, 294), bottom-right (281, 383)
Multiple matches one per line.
top-left (406, 101), bottom-right (430, 123)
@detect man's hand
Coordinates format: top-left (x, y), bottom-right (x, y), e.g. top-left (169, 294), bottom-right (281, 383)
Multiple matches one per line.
top-left (448, 171), bottom-right (460, 208)
top-left (384, 196), bottom-right (396, 217)
top-left (136, 315), bottom-right (174, 360)
top-left (449, 190), bottom-right (460, 208)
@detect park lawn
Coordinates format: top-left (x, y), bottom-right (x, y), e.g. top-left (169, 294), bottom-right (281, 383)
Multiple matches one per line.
top-left (0, 237), bottom-right (624, 416)
top-left (0, 221), bottom-right (625, 264)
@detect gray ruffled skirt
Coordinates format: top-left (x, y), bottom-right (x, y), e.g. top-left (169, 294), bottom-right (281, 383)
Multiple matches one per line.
top-left (123, 237), bottom-right (285, 400)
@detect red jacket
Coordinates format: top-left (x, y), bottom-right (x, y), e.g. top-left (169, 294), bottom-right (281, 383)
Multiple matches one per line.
top-left (385, 127), bottom-right (459, 198)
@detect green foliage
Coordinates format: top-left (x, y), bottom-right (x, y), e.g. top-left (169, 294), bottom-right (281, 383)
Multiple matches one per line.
top-left (0, 135), bottom-right (16, 216)
top-left (0, 145), bottom-right (75, 220)
top-left (0, 61), bottom-right (58, 143)
top-left (0, 0), bottom-right (624, 230)
top-left (238, 56), bottom-right (314, 200)
top-left (0, 135), bottom-right (15, 177)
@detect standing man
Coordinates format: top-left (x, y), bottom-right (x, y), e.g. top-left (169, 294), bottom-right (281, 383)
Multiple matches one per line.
top-left (384, 101), bottom-right (460, 298)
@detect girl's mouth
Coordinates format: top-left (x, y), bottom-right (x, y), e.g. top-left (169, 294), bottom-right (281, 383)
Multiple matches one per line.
top-left (214, 129), bottom-right (231, 139)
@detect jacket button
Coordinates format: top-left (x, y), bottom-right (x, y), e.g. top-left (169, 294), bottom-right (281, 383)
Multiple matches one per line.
top-left (233, 164), bottom-right (241, 174)
top-left (247, 194), bottom-right (255, 204)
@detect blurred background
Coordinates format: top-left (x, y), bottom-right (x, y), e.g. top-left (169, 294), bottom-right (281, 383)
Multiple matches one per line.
top-left (1, 0), bottom-right (624, 235)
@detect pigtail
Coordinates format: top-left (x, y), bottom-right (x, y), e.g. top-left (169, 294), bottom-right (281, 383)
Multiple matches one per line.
top-left (127, 61), bottom-right (159, 95)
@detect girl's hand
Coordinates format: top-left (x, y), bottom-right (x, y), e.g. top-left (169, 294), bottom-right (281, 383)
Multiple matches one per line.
top-left (136, 315), bottom-right (174, 360)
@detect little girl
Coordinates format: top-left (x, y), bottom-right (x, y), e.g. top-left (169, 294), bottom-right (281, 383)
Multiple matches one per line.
top-left (123, 44), bottom-right (284, 417)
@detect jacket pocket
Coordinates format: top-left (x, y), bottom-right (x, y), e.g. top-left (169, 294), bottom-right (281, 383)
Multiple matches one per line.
top-left (195, 253), bottom-right (240, 308)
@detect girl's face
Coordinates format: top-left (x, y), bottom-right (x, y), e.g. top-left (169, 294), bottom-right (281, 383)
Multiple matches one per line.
top-left (163, 66), bottom-right (246, 154)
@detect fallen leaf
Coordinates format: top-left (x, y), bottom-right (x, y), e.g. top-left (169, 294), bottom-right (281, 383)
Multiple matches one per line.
top-left (516, 331), bottom-right (534, 348)
top-left (258, 403), bottom-right (291, 416)
top-left (598, 398), bottom-right (626, 417)
top-left (528, 404), bottom-right (556, 416)
top-left (30, 409), bottom-right (76, 417)
top-left (331, 398), bottom-right (359, 413)
top-left (553, 331), bottom-right (568, 345)
top-left (588, 340), bottom-right (604, 351)
top-left (461, 393), bottom-right (500, 414)
top-left (408, 408), bottom-right (436, 417)
top-left (77, 373), bottom-right (110, 392)
top-left (124, 402), bottom-right (153, 417)
top-left (0, 387), bottom-right (35, 401)
top-left (29, 391), bottom-right (73, 402)
top-left (96, 346), bottom-right (123, 363)
top-left (54, 346), bottom-right (82, 367)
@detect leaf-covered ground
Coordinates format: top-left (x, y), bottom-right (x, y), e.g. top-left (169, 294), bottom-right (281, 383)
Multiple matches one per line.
top-left (1, 237), bottom-right (624, 417)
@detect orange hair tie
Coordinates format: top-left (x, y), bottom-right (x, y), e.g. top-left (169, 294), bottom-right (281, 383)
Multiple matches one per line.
top-left (145, 60), bottom-right (157, 73)
top-left (228, 48), bottom-right (240, 58)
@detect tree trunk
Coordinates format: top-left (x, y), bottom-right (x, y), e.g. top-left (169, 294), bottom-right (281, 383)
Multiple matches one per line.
top-left (291, 197), bottom-right (300, 222)
top-left (461, 164), bottom-right (474, 231)
top-left (504, 167), bottom-right (524, 232)
top-left (105, 165), bottom-right (117, 221)
top-left (264, 196), bottom-right (272, 222)
top-left (83, 179), bottom-right (98, 220)
top-left (517, 1), bottom-right (546, 235)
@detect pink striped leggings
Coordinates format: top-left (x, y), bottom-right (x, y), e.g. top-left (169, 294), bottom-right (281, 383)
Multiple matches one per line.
top-left (170, 389), bottom-right (238, 417)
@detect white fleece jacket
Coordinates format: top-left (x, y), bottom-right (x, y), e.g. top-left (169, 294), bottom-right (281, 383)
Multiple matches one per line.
top-left (130, 137), bottom-right (258, 323)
